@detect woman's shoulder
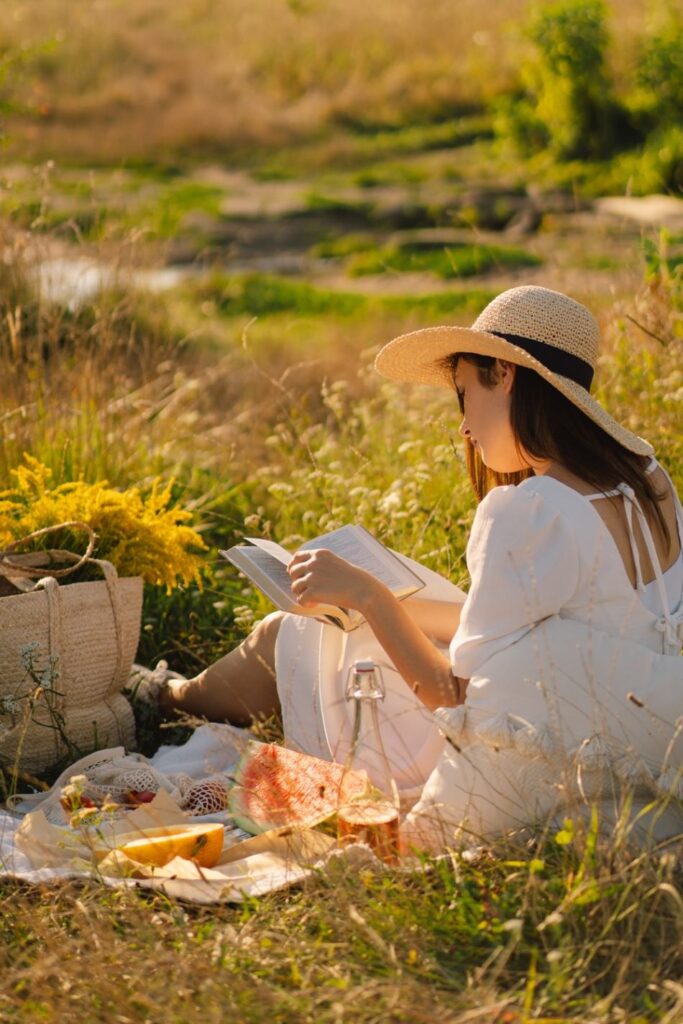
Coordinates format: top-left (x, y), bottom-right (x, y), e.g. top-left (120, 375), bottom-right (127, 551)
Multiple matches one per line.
top-left (518, 473), bottom-right (602, 508)
top-left (477, 475), bottom-right (597, 523)
top-left (469, 478), bottom-right (601, 561)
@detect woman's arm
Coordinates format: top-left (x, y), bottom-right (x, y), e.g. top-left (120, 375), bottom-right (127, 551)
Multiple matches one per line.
top-left (287, 548), bottom-right (466, 710)
top-left (401, 596), bottom-right (464, 645)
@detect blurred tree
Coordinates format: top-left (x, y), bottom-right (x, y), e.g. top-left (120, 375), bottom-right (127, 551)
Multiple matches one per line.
top-left (495, 0), bottom-right (632, 159)
top-left (635, 11), bottom-right (683, 129)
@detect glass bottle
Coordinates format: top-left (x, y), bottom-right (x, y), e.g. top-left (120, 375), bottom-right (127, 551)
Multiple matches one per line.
top-left (337, 659), bottom-right (401, 863)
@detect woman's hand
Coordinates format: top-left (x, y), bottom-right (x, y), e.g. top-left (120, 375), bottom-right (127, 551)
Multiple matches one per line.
top-left (287, 548), bottom-right (377, 613)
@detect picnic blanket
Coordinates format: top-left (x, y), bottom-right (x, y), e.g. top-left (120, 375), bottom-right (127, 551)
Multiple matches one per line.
top-left (0, 724), bottom-right (387, 904)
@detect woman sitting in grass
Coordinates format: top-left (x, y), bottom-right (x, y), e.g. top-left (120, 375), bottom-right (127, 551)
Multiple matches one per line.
top-left (161, 285), bottom-right (683, 849)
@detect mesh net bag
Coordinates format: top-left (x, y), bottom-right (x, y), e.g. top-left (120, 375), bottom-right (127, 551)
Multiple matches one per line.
top-left (12, 722), bottom-right (251, 825)
top-left (179, 775), bottom-right (232, 815)
top-left (80, 761), bottom-right (197, 805)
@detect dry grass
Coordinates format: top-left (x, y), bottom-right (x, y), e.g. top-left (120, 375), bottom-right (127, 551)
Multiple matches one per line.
top-left (1, 0), bottom-right (653, 162)
top-left (0, 825), bottom-right (681, 1023)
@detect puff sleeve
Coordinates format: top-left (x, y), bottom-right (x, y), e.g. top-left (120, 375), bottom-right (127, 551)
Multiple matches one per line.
top-left (450, 483), bottom-right (580, 678)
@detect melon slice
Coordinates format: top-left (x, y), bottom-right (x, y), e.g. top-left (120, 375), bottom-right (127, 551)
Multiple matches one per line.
top-left (94, 823), bottom-right (224, 868)
top-left (229, 744), bottom-right (367, 834)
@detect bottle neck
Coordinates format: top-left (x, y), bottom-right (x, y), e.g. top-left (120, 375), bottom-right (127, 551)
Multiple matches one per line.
top-left (349, 693), bottom-right (380, 754)
top-left (347, 693), bottom-right (398, 804)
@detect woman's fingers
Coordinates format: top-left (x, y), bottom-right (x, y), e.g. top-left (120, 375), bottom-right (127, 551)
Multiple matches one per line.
top-left (290, 576), bottom-right (315, 607)
top-left (287, 551), bottom-right (314, 575)
top-left (287, 549), bottom-right (333, 579)
top-left (289, 572), bottom-right (310, 595)
top-left (288, 552), bottom-right (320, 597)
top-left (287, 548), bottom-right (358, 609)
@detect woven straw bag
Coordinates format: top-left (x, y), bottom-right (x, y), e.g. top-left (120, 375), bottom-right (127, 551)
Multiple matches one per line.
top-left (0, 522), bottom-right (141, 774)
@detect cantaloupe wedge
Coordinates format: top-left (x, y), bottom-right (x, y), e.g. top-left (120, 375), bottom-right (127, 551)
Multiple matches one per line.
top-left (94, 823), bottom-right (224, 868)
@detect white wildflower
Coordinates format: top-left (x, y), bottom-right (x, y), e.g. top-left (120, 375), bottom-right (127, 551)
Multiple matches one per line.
top-left (267, 482), bottom-right (294, 497)
top-left (379, 492), bottom-right (402, 514)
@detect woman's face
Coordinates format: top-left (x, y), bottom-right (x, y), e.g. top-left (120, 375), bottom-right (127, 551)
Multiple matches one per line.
top-left (454, 359), bottom-right (530, 473)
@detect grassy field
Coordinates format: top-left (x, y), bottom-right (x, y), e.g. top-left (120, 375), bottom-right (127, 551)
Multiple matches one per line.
top-left (0, 0), bottom-right (682, 1020)
top-left (0, 216), bottom-right (681, 1022)
top-left (1, 0), bottom-right (680, 196)
top-left (0, 0), bottom-right (636, 159)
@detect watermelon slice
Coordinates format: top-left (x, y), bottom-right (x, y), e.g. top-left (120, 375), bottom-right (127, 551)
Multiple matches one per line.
top-left (229, 743), bottom-right (368, 834)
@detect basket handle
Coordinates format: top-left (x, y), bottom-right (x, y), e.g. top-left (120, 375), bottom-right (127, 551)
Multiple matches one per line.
top-left (0, 521), bottom-right (97, 579)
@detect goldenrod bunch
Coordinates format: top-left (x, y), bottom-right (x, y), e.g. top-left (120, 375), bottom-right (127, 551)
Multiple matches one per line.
top-left (0, 456), bottom-right (207, 590)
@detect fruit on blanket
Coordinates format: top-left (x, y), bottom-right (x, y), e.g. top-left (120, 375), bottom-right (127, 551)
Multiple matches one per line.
top-left (229, 743), bottom-right (368, 834)
top-left (103, 823), bottom-right (225, 868)
top-left (125, 790), bottom-right (157, 805)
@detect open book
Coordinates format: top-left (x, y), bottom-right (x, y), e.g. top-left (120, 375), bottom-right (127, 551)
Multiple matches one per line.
top-left (220, 524), bottom-right (425, 631)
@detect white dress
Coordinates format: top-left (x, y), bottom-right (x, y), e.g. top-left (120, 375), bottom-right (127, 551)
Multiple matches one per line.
top-left (275, 459), bottom-right (683, 846)
top-left (275, 554), bottom-right (461, 801)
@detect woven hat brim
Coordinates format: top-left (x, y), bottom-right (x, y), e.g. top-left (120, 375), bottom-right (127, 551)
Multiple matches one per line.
top-left (375, 325), bottom-right (653, 457)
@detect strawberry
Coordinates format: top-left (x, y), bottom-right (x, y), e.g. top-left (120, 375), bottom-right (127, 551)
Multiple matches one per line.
top-left (125, 789), bottom-right (157, 805)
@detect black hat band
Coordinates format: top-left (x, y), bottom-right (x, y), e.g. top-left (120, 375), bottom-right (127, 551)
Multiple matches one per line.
top-left (490, 332), bottom-right (594, 390)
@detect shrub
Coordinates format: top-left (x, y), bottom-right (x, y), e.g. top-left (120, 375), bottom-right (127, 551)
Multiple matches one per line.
top-left (635, 13), bottom-right (683, 129)
top-left (497, 0), bottom-right (630, 159)
top-left (633, 124), bottom-right (683, 194)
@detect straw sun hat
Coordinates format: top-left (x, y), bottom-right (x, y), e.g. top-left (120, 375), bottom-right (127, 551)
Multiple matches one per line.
top-left (375, 285), bottom-right (653, 456)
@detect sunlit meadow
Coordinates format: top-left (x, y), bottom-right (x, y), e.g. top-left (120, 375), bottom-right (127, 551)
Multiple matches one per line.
top-left (0, 0), bottom-right (682, 1020)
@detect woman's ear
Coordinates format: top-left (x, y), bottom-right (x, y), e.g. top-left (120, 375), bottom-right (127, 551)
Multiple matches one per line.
top-left (497, 359), bottom-right (517, 395)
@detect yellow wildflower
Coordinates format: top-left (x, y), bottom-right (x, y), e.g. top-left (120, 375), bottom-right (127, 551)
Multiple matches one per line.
top-left (0, 455), bottom-right (207, 591)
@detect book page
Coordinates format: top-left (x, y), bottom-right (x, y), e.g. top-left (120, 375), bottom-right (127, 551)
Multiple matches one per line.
top-left (300, 525), bottom-right (422, 594)
top-left (221, 544), bottom-right (358, 629)
top-left (236, 546), bottom-right (295, 597)
top-left (243, 538), bottom-right (292, 564)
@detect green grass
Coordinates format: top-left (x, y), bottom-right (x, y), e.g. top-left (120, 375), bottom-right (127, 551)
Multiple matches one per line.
top-left (346, 241), bottom-right (541, 279)
top-left (189, 271), bottom-right (497, 320)
top-left (353, 161), bottom-right (429, 188)
top-left (333, 116), bottom-right (494, 161)
top-left (0, 166), bottom-right (225, 243)
top-left (194, 272), bottom-right (367, 318)
top-left (311, 234), bottom-right (378, 260)
top-left (642, 231), bottom-right (683, 278)
top-left (129, 180), bottom-right (224, 239)
top-left (303, 191), bottom-right (375, 217)
top-left (379, 289), bottom-right (498, 317)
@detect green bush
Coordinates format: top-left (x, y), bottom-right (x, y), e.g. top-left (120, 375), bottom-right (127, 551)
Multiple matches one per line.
top-left (497, 0), bottom-right (630, 160)
top-left (635, 13), bottom-right (683, 128)
top-left (633, 124), bottom-right (683, 194)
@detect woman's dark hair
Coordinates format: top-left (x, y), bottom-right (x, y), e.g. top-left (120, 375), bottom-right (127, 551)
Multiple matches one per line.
top-left (442, 352), bottom-right (670, 547)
